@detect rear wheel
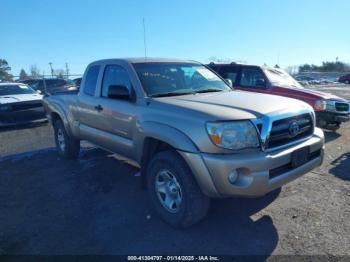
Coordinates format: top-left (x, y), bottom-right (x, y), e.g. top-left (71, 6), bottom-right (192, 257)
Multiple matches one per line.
top-left (54, 119), bottom-right (80, 159)
top-left (147, 150), bottom-right (210, 228)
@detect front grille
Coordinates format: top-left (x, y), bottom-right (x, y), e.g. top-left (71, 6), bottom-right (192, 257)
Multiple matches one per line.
top-left (267, 113), bottom-right (313, 149)
top-left (11, 102), bottom-right (43, 111)
top-left (335, 102), bottom-right (349, 112)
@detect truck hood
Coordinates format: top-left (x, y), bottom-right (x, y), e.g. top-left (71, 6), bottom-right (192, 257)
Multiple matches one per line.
top-left (153, 90), bottom-right (311, 120)
top-left (274, 85), bottom-right (347, 101)
top-left (0, 94), bottom-right (43, 104)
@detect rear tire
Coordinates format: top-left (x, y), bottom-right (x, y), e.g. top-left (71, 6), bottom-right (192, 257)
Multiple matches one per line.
top-left (54, 119), bottom-right (80, 159)
top-left (147, 150), bottom-right (210, 228)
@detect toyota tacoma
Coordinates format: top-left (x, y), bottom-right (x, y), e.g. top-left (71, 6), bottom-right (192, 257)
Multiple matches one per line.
top-left (43, 58), bottom-right (324, 227)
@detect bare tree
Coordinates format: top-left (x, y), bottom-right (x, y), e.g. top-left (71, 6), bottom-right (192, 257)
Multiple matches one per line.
top-left (54, 69), bottom-right (65, 79)
top-left (30, 65), bottom-right (41, 78)
top-left (208, 56), bottom-right (232, 63)
top-left (285, 65), bottom-right (299, 75)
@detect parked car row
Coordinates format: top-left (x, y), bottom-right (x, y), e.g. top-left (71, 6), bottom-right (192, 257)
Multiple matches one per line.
top-left (294, 73), bottom-right (350, 86)
top-left (18, 78), bottom-right (78, 95)
top-left (0, 78), bottom-right (82, 127)
top-left (1, 62), bottom-right (349, 130)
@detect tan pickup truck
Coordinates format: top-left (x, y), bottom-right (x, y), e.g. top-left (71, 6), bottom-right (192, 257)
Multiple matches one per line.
top-left (43, 58), bottom-right (324, 227)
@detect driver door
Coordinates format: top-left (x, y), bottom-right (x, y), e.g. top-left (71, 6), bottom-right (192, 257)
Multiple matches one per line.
top-left (95, 64), bottom-right (137, 159)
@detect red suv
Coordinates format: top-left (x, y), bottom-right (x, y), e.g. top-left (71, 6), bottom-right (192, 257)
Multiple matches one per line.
top-left (339, 74), bottom-right (350, 84)
top-left (209, 63), bottom-right (350, 130)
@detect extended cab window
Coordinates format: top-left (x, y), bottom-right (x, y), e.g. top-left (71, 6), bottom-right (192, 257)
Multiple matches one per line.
top-left (240, 67), bottom-right (266, 88)
top-left (84, 65), bottom-right (100, 96)
top-left (218, 66), bottom-right (239, 85)
top-left (102, 65), bottom-right (131, 97)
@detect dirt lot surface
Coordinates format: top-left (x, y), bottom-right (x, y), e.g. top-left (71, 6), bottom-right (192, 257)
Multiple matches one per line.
top-left (0, 86), bottom-right (349, 256)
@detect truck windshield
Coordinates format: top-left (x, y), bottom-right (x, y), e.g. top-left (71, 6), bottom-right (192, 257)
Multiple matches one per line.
top-left (0, 84), bottom-right (36, 96)
top-left (133, 63), bottom-right (231, 97)
top-left (264, 68), bottom-right (303, 89)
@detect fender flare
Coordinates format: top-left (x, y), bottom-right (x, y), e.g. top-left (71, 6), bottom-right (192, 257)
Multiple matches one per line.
top-left (136, 121), bottom-right (199, 163)
top-left (48, 102), bottom-right (73, 136)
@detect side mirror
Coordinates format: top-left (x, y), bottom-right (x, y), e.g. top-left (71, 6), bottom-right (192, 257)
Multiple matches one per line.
top-left (108, 85), bottom-right (132, 100)
top-left (225, 79), bottom-right (233, 87)
top-left (36, 90), bottom-right (42, 94)
top-left (256, 79), bottom-right (266, 88)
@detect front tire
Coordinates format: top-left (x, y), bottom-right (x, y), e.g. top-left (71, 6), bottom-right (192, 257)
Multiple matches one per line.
top-left (147, 150), bottom-right (210, 228)
top-left (54, 119), bottom-right (80, 159)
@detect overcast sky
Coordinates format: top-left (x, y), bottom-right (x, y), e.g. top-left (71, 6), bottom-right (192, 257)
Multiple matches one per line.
top-left (2, 0), bottom-right (349, 76)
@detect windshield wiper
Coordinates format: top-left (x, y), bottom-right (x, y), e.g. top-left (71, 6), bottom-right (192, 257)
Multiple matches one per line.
top-left (150, 89), bottom-right (227, 97)
top-left (195, 89), bottom-right (226, 93)
top-left (149, 91), bottom-right (195, 98)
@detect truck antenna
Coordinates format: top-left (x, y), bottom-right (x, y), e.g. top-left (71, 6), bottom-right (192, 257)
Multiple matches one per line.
top-left (143, 18), bottom-right (148, 59)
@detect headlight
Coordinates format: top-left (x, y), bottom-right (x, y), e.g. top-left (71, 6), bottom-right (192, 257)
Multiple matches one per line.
top-left (206, 121), bottom-right (260, 150)
top-left (0, 105), bottom-right (12, 112)
top-left (314, 100), bottom-right (327, 111)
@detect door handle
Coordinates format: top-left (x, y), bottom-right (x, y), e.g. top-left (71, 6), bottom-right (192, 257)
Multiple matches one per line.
top-left (94, 105), bottom-right (103, 112)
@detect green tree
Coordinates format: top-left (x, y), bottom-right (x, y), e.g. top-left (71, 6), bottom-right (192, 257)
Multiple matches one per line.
top-left (19, 68), bottom-right (29, 80)
top-left (0, 59), bottom-right (13, 82)
top-left (299, 61), bottom-right (350, 72)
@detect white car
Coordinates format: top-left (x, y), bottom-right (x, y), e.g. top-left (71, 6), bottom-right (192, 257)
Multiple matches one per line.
top-left (0, 83), bottom-right (47, 127)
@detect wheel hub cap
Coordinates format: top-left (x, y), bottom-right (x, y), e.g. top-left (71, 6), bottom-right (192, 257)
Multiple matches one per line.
top-left (57, 128), bottom-right (66, 151)
top-left (155, 169), bottom-right (182, 213)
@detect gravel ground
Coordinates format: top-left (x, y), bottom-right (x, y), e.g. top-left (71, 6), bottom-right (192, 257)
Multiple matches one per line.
top-left (0, 86), bottom-right (349, 256)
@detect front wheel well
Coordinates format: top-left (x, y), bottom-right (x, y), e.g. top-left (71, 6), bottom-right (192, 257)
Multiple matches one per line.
top-left (140, 138), bottom-right (176, 187)
top-left (51, 112), bottom-right (62, 126)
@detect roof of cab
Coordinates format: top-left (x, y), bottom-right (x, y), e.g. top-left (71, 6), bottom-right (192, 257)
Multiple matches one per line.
top-left (90, 57), bottom-right (200, 65)
top-left (208, 62), bottom-right (278, 71)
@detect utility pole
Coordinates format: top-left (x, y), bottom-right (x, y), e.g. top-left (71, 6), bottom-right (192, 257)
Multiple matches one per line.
top-left (65, 62), bottom-right (70, 79)
top-left (49, 62), bottom-right (54, 78)
top-left (143, 18), bottom-right (147, 59)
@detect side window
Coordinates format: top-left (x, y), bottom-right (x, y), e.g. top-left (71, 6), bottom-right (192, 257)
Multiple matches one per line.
top-left (46, 80), bottom-right (56, 88)
top-left (101, 65), bottom-right (132, 97)
top-left (84, 65), bottom-right (100, 96)
top-left (53, 79), bottom-right (66, 87)
top-left (240, 68), bottom-right (266, 88)
top-left (218, 66), bottom-right (239, 85)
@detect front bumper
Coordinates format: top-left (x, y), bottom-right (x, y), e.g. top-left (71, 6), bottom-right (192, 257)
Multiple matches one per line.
top-left (316, 111), bottom-right (349, 125)
top-left (0, 107), bottom-right (47, 127)
top-left (179, 128), bottom-right (324, 198)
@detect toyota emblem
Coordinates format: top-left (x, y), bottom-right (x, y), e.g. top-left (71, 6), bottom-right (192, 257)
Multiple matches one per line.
top-left (289, 120), bottom-right (300, 137)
